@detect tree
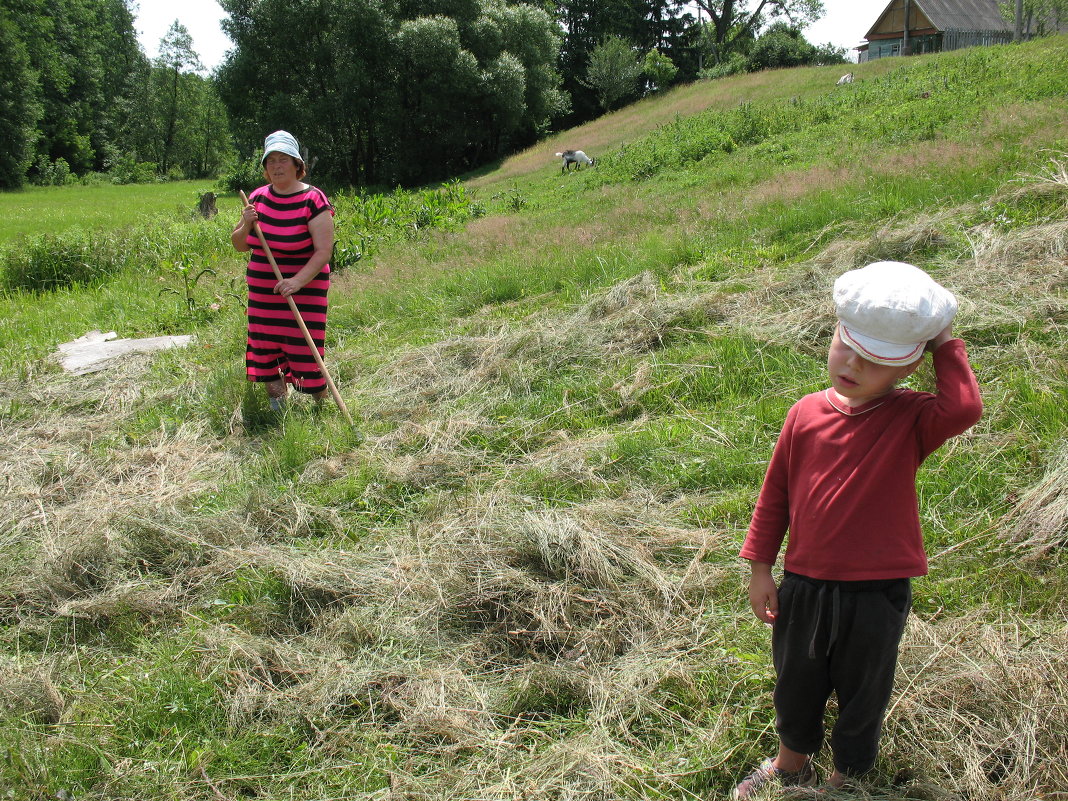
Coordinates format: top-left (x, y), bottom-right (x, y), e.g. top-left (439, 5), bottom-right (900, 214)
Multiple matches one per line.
top-left (0, 0), bottom-right (228, 185)
top-left (219, 0), bottom-right (402, 185)
top-left (186, 78), bottom-right (233, 178)
top-left (555, 0), bottom-right (693, 124)
top-left (218, 0), bottom-right (566, 186)
top-left (482, 2), bottom-right (570, 142)
top-left (89, 0), bottom-right (147, 170)
top-left (394, 15), bottom-right (483, 174)
top-left (690, 0), bottom-right (824, 62)
top-left (581, 36), bottom-right (643, 111)
top-left (747, 22), bottom-right (819, 70)
top-left (0, 10), bottom-right (42, 189)
top-left (642, 47), bottom-right (678, 92)
top-left (0, 0), bottom-right (164, 184)
top-left (999, 0), bottom-right (1068, 36)
top-left (154, 22), bottom-right (203, 175)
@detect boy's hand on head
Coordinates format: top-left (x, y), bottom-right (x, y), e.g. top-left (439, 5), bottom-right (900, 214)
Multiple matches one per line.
top-left (748, 563), bottom-right (779, 625)
top-left (926, 323), bottom-right (954, 352)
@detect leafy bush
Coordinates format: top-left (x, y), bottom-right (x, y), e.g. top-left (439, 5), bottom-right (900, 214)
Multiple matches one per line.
top-left (643, 48), bottom-right (679, 93)
top-left (332, 179), bottom-right (486, 262)
top-left (699, 53), bottom-right (749, 81)
top-left (29, 156), bottom-right (74, 186)
top-left (0, 215), bottom-right (235, 294)
top-left (700, 25), bottom-right (846, 80)
top-left (107, 154), bottom-right (159, 185)
top-left (582, 36), bottom-right (644, 111)
top-left (218, 157), bottom-right (267, 194)
top-left (76, 171), bottom-right (112, 186)
top-left (747, 23), bottom-right (824, 71)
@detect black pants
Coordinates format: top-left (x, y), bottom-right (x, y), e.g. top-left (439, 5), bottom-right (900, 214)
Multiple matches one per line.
top-left (772, 571), bottom-right (911, 776)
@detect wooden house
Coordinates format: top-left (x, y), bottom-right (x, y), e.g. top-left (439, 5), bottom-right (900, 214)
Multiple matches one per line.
top-left (858, 0), bottom-right (1017, 61)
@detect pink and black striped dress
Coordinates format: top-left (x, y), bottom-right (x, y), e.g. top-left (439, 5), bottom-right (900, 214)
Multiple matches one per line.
top-left (245, 184), bottom-right (334, 394)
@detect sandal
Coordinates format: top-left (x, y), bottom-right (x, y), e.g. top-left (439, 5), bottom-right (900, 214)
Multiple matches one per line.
top-left (732, 757), bottom-right (818, 800)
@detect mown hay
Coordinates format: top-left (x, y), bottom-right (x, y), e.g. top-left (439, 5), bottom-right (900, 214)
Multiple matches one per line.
top-left (425, 497), bottom-right (715, 665)
top-left (6, 415), bottom-right (241, 609)
top-left (27, 508), bottom-right (250, 612)
top-left (724, 201), bottom-right (1068, 363)
top-left (373, 272), bottom-right (720, 418)
top-left (198, 624), bottom-right (314, 728)
top-left (242, 487), bottom-right (347, 541)
top-left (1004, 443), bottom-right (1068, 556)
top-left (1008, 151), bottom-right (1068, 200)
top-left (887, 612), bottom-right (1068, 799)
top-left (181, 487), bottom-right (723, 774)
top-left (0, 661), bottom-right (65, 724)
top-left (53, 579), bottom-right (177, 620)
top-left (719, 211), bottom-right (960, 354)
top-left (384, 666), bottom-right (495, 749)
top-left (511, 729), bottom-right (632, 800)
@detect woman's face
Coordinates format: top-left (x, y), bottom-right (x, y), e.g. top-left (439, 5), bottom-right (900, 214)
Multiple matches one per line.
top-left (264, 152), bottom-right (299, 185)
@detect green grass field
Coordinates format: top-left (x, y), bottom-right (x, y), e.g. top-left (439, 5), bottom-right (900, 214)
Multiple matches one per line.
top-left (1, 37), bottom-right (1066, 801)
top-left (0, 180), bottom-right (225, 243)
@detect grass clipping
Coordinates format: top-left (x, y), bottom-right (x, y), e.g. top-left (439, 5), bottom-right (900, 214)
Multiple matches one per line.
top-left (1005, 442), bottom-right (1068, 557)
top-left (887, 613), bottom-right (1068, 799)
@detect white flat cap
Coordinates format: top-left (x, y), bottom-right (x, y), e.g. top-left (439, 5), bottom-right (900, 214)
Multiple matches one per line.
top-left (833, 261), bottom-right (957, 366)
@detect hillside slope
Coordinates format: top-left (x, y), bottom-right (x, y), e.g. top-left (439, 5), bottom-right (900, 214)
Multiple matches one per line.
top-left (1, 38), bottom-right (1067, 800)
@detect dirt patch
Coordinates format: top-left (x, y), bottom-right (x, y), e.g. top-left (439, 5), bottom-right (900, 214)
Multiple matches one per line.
top-left (870, 139), bottom-right (986, 177)
top-left (745, 164), bottom-right (857, 207)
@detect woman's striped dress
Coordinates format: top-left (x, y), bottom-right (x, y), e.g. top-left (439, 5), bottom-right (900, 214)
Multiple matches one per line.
top-left (245, 184), bottom-right (334, 394)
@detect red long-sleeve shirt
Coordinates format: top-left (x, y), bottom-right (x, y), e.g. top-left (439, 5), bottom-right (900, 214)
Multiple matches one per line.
top-left (739, 339), bottom-right (982, 581)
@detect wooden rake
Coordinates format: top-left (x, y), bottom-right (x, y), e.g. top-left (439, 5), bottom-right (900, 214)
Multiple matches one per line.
top-left (240, 190), bottom-right (353, 425)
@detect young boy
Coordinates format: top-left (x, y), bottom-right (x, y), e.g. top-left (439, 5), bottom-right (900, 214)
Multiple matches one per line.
top-left (733, 261), bottom-right (983, 799)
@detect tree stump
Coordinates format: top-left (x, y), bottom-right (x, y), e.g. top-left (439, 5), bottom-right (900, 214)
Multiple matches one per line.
top-left (197, 191), bottom-right (218, 219)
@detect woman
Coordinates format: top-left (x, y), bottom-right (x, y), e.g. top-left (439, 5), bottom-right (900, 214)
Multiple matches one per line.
top-left (231, 130), bottom-right (335, 411)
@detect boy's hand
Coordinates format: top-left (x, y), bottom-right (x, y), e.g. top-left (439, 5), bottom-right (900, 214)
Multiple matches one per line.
top-left (748, 563), bottom-right (779, 625)
top-left (926, 323), bottom-right (953, 352)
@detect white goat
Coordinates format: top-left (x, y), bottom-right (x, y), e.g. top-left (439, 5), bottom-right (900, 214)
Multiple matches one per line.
top-left (556, 149), bottom-right (595, 172)
top-left (836, 72), bottom-right (855, 85)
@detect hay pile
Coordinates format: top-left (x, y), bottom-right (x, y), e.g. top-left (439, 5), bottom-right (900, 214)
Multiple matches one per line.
top-left (185, 491), bottom-right (727, 797)
top-left (373, 271), bottom-right (720, 419)
top-left (886, 613), bottom-right (1068, 799)
top-left (1005, 442), bottom-right (1068, 557)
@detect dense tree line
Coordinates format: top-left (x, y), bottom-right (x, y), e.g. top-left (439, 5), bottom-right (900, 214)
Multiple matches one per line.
top-left (553, 0), bottom-right (698, 124)
top-left (0, 0), bottom-right (230, 189)
top-left (997, 0), bottom-right (1068, 34)
top-left (1, 0), bottom-right (847, 191)
top-left (217, 0), bottom-right (570, 187)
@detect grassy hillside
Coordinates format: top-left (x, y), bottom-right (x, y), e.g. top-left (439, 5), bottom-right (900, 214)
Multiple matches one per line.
top-left (1, 37), bottom-right (1067, 800)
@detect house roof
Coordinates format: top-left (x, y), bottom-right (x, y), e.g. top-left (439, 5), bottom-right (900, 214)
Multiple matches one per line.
top-left (865, 0), bottom-right (1012, 40)
top-left (919, 0), bottom-right (1014, 30)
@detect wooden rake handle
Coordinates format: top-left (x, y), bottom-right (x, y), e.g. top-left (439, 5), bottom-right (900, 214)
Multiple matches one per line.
top-left (240, 190), bottom-right (353, 425)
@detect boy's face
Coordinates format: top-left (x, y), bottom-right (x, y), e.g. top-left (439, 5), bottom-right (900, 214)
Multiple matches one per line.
top-left (827, 326), bottom-right (920, 407)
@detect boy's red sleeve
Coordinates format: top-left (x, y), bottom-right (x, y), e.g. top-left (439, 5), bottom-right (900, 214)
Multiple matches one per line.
top-left (739, 404), bottom-right (796, 564)
top-left (916, 339), bottom-right (982, 458)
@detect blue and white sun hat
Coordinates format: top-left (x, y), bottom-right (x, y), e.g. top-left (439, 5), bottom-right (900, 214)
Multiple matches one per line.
top-left (261, 130), bottom-right (303, 167)
top-left (833, 261), bottom-right (957, 366)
